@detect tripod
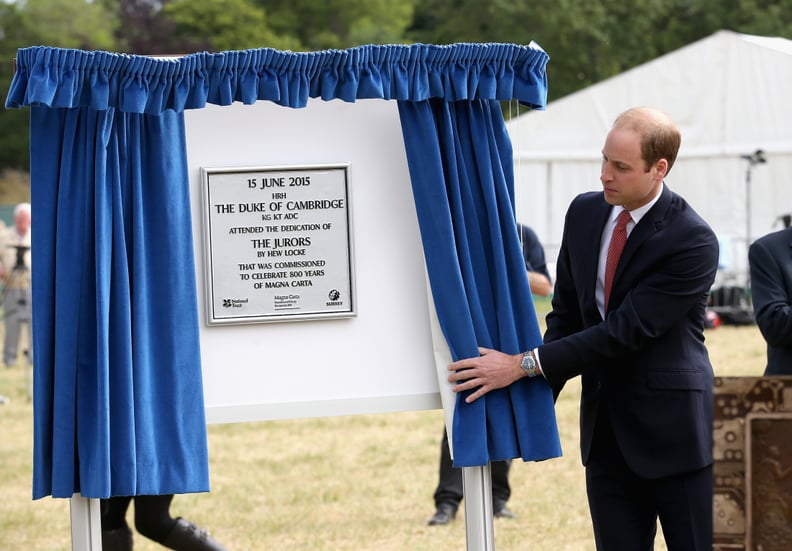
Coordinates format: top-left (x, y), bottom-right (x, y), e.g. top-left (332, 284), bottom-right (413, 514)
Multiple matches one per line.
top-left (3, 245), bottom-right (32, 400)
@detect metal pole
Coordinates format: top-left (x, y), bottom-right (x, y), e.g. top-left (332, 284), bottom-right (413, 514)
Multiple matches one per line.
top-left (462, 464), bottom-right (496, 551)
top-left (741, 149), bottom-right (766, 288)
top-left (70, 494), bottom-right (101, 550)
top-left (745, 163), bottom-right (752, 261)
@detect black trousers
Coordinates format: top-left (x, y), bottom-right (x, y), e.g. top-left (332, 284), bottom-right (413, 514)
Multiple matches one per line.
top-left (586, 410), bottom-right (713, 551)
top-left (432, 429), bottom-right (511, 509)
top-left (101, 494), bottom-right (177, 543)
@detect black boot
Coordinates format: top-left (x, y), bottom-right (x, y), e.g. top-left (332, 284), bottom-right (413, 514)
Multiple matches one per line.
top-left (161, 517), bottom-right (227, 551)
top-left (101, 525), bottom-right (133, 551)
top-left (427, 502), bottom-right (458, 526)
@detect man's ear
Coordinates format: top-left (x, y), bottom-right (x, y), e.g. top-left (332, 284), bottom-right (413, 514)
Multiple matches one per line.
top-left (654, 158), bottom-right (669, 179)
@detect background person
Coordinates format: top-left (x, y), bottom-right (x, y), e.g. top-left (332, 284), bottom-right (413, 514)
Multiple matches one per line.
top-left (427, 222), bottom-right (553, 526)
top-left (447, 107), bottom-right (719, 550)
top-left (519, 223), bottom-right (553, 297)
top-left (748, 225), bottom-right (792, 374)
top-left (101, 493), bottom-right (227, 551)
top-left (0, 202), bottom-right (31, 368)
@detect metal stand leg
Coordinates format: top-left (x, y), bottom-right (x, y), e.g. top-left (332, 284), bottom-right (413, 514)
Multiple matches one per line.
top-left (462, 464), bottom-right (496, 551)
top-left (70, 494), bottom-right (102, 550)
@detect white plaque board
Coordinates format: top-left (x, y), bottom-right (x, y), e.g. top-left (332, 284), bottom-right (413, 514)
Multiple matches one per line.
top-left (201, 164), bottom-right (356, 324)
top-left (185, 99), bottom-right (442, 423)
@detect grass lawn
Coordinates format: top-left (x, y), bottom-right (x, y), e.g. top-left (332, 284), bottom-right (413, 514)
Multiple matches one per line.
top-left (0, 299), bottom-right (766, 550)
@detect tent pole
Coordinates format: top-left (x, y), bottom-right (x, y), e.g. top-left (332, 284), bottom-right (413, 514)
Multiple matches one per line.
top-left (745, 160), bottom-right (752, 271)
top-left (742, 148), bottom-right (767, 286)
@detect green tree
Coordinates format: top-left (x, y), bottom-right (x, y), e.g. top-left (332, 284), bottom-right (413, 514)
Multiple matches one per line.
top-left (163, 0), bottom-right (298, 52)
top-left (103, 0), bottom-right (209, 55)
top-left (409, 0), bottom-right (669, 100)
top-left (0, 0), bottom-right (118, 172)
top-left (697, 0), bottom-right (792, 37)
top-left (409, 0), bottom-right (792, 101)
top-left (0, 3), bottom-right (29, 173)
top-left (260, 0), bottom-right (415, 50)
top-left (15, 0), bottom-right (118, 50)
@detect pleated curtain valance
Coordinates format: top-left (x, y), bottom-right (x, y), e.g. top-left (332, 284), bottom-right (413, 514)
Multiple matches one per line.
top-left (7, 42), bottom-right (549, 113)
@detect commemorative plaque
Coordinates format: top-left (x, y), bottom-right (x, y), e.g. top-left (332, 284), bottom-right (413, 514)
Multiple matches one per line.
top-left (201, 164), bottom-right (355, 324)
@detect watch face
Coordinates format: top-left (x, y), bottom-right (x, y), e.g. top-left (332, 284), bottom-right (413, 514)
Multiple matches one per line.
top-left (521, 352), bottom-right (537, 377)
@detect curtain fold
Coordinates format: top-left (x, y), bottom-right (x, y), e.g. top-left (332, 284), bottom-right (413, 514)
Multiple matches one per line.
top-left (7, 42), bottom-right (548, 113)
top-left (29, 106), bottom-right (208, 499)
top-left (397, 99), bottom-right (561, 466)
top-left (8, 41), bottom-right (556, 498)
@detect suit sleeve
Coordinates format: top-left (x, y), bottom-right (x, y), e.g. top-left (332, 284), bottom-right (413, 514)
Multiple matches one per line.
top-left (542, 200), bottom-right (587, 385)
top-left (749, 240), bottom-right (792, 347)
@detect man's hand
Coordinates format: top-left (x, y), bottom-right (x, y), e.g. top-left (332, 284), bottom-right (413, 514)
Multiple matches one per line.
top-left (448, 347), bottom-right (525, 403)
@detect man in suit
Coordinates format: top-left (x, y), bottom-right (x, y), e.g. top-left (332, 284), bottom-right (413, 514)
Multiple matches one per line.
top-left (447, 107), bottom-right (719, 550)
top-left (749, 226), bottom-right (792, 374)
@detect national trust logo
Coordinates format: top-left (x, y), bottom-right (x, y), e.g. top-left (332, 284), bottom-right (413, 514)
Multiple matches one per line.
top-left (222, 298), bottom-right (248, 309)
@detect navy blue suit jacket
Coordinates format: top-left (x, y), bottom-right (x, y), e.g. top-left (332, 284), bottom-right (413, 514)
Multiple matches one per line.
top-left (749, 226), bottom-right (792, 375)
top-left (539, 186), bottom-right (719, 479)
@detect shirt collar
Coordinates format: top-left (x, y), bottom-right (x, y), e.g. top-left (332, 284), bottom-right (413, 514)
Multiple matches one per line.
top-left (610, 182), bottom-right (664, 225)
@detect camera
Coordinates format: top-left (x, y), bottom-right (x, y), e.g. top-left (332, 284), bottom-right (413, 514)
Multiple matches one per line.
top-left (740, 149), bottom-right (767, 165)
top-left (8, 244), bottom-right (30, 270)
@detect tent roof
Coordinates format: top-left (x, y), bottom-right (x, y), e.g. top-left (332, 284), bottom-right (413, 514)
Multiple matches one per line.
top-left (507, 30), bottom-right (792, 161)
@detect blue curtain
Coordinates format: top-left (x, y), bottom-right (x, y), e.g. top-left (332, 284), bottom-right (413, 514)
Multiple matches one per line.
top-left (398, 99), bottom-right (561, 465)
top-left (26, 106), bottom-right (208, 499)
top-left (7, 42), bottom-right (559, 499)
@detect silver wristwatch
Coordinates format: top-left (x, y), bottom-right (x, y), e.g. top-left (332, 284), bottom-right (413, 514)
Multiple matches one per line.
top-left (520, 350), bottom-right (538, 378)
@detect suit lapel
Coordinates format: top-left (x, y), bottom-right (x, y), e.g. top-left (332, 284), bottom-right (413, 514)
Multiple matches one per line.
top-left (585, 197), bottom-right (612, 304)
top-left (615, 186), bottom-right (672, 282)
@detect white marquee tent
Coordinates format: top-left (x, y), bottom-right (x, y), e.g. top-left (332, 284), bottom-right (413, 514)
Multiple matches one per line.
top-left (507, 30), bottom-right (792, 290)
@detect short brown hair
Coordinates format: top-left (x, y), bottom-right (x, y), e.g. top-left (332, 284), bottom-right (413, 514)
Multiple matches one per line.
top-left (613, 107), bottom-right (681, 174)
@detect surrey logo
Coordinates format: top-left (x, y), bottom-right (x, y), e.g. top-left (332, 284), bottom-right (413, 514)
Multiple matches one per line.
top-left (326, 289), bottom-right (343, 306)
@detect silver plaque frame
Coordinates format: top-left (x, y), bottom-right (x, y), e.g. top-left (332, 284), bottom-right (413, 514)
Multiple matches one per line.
top-left (200, 163), bottom-right (356, 324)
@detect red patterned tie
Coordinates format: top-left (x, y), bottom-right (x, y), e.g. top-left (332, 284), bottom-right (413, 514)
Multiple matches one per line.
top-left (604, 210), bottom-right (632, 313)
